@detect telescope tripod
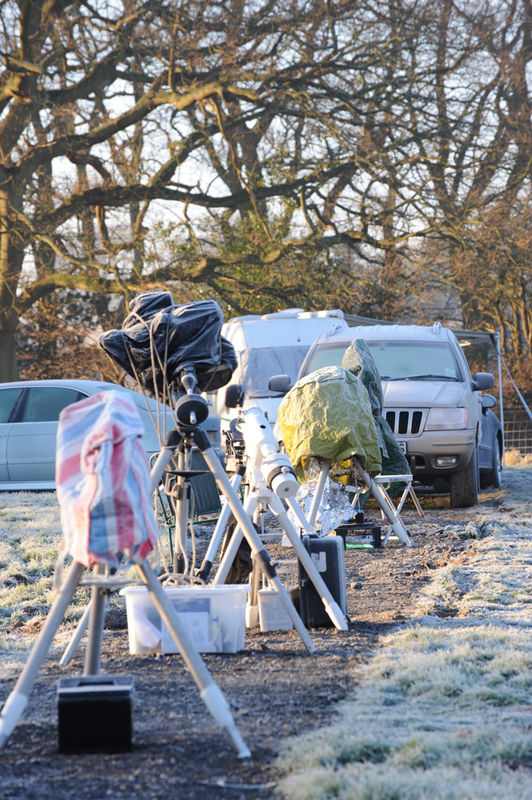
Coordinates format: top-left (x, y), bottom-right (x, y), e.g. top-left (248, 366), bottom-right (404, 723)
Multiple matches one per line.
top-left (200, 409), bottom-right (348, 631)
top-left (168, 425), bottom-right (316, 653)
top-left (212, 487), bottom-right (348, 631)
top-left (145, 392), bottom-right (317, 652)
top-left (0, 555), bottom-right (250, 757)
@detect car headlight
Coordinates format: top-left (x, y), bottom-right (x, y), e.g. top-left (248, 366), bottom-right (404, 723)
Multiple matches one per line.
top-left (425, 408), bottom-right (468, 430)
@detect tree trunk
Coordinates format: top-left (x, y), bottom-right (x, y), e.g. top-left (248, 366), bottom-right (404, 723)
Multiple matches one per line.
top-left (0, 312), bottom-right (19, 382)
top-left (0, 188), bottom-right (25, 382)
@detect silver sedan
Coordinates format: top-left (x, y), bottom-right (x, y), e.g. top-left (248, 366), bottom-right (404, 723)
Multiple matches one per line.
top-left (0, 379), bottom-right (175, 490)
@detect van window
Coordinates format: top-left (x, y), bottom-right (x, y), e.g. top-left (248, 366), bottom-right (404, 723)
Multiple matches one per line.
top-left (238, 346), bottom-right (310, 397)
top-left (305, 340), bottom-right (462, 381)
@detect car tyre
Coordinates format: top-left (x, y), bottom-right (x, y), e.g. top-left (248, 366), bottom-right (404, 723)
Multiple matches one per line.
top-left (450, 448), bottom-right (479, 508)
top-left (486, 436), bottom-right (502, 489)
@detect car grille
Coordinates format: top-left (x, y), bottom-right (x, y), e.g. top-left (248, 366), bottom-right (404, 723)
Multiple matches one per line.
top-left (385, 409), bottom-right (425, 436)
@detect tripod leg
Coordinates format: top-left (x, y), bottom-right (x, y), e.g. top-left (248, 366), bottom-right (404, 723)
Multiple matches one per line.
top-left (135, 561), bottom-right (251, 759)
top-left (199, 444), bottom-right (316, 654)
top-left (171, 449), bottom-right (190, 574)
top-left (212, 494), bottom-right (257, 586)
top-left (211, 521), bottom-right (243, 585)
top-left (196, 472), bottom-right (243, 581)
top-left (149, 436), bottom-right (189, 572)
top-left (246, 556), bottom-right (261, 628)
top-left (269, 495), bottom-right (348, 631)
top-left (0, 560), bottom-right (85, 748)
top-left (83, 569), bottom-right (107, 676)
top-left (307, 461), bottom-right (330, 528)
top-left (149, 443), bottom-right (176, 494)
top-left (285, 496), bottom-right (315, 535)
top-left (59, 601), bottom-right (91, 666)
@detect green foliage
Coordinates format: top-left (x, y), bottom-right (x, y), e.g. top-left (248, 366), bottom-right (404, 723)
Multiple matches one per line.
top-left (150, 210), bottom-right (356, 316)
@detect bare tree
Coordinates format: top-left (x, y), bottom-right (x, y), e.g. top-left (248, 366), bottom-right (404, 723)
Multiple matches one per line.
top-left (1, 0), bottom-right (529, 383)
top-left (0, 0), bottom-right (404, 380)
top-left (399, 0), bottom-right (531, 383)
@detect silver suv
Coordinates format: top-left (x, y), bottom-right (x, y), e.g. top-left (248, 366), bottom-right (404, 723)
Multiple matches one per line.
top-left (298, 322), bottom-right (499, 508)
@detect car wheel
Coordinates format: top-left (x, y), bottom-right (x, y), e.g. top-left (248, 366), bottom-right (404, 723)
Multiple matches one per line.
top-left (450, 448), bottom-right (479, 508)
top-left (485, 436), bottom-right (502, 489)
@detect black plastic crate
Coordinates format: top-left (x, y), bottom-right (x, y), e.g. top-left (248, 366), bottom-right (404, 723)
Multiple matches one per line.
top-left (334, 519), bottom-right (382, 549)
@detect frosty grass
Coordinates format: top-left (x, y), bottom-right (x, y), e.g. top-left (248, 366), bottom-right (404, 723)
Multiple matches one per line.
top-left (0, 491), bottom-right (135, 672)
top-left (277, 466), bottom-right (532, 800)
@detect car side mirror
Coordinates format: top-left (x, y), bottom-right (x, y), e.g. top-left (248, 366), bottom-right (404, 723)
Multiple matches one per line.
top-left (481, 393), bottom-right (497, 409)
top-left (224, 383), bottom-right (244, 409)
top-left (472, 372), bottom-right (495, 391)
top-left (268, 374), bottom-right (293, 394)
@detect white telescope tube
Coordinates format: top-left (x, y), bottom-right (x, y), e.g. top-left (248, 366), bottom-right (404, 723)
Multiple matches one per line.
top-left (241, 407), bottom-right (298, 497)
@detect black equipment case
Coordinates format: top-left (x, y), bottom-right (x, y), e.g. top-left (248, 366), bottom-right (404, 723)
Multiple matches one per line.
top-left (57, 675), bottom-right (134, 753)
top-left (298, 534), bottom-right (347, 628)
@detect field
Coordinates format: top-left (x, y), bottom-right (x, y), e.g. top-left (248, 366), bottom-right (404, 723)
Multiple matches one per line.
top-left (0, 466), bottom-right (531, 799)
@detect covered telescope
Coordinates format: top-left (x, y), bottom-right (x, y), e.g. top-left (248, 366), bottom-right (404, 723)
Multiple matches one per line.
top-left (99, 293), bottom-right (237, 395)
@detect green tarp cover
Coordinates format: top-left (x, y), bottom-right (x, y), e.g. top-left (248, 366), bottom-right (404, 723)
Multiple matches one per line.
top-left (277, 365), bottom-right (381, 480)
top-left (341, 339), bottom-right (383, 414)
top-left (341, 339), bottom-right (410, 475)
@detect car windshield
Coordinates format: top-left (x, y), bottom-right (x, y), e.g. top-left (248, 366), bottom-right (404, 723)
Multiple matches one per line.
top-left (237, 346), bottom-right (311, 397)
top-left (305, 340), bottom-right (463, 381)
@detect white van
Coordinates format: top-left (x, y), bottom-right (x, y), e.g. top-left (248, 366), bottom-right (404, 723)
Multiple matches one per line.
top-left (206, 308), bottom-right (349, 425)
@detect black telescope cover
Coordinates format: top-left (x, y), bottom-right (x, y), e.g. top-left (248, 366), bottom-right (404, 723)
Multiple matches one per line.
top-left (99, 292), bottom-right (237, 394)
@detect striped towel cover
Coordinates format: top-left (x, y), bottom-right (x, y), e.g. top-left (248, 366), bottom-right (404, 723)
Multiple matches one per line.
top-left (56, 390), bottom-right (159, 568)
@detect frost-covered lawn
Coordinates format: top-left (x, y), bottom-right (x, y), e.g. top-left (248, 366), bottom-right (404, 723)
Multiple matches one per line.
top-left (0, 491), bottom-right (180, 673)
top-left (0, 492), bottom-right (73, 671)
top-left (277, 466), bottom-right (532, 800)
top-left (0, 491), bottom-right (105, 673)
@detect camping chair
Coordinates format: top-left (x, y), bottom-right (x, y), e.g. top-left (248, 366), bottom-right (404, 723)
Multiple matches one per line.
top-left (348, 461), bottom-right (422, 546)
top-left (308, 459), bottom-right (414, 547)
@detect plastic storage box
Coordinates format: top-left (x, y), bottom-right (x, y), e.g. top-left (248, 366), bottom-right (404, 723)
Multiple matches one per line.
top-left (120, 584), bottom-right (250, 655)
top-left (258, 588), bottom-right (294, 632)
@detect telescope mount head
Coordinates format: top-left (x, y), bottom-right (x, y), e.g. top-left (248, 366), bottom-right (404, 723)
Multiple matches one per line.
top-left (173, 366), bottom-right (209, 427)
